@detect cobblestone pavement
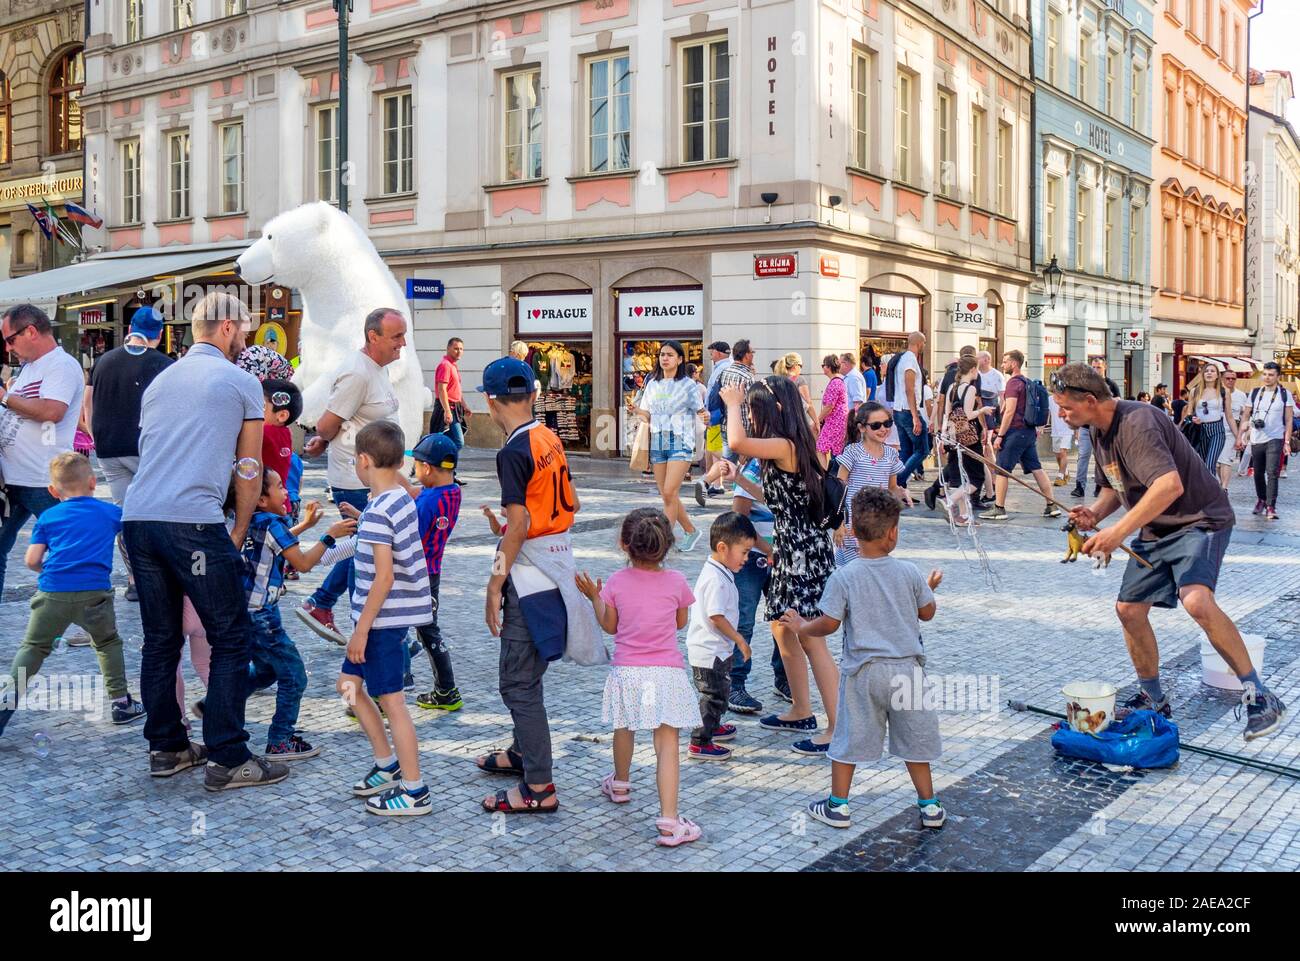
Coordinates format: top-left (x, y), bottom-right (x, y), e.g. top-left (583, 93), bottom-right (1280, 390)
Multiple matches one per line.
top-left (2, 449), bottom-right (1298, 871)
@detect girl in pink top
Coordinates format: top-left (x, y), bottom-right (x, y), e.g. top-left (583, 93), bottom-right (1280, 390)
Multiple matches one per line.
top-left (576, 508), bottom-right (703, 848)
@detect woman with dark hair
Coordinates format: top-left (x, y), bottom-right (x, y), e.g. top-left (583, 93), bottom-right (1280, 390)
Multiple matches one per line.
top-left (923, 355), bottom-right (994, 525)
top-left (721, 375), bottom-right (837, 756)
top-left (634, 341), bottom-right (707, 551)
top-left (860, 345), bottom-right (880, 401)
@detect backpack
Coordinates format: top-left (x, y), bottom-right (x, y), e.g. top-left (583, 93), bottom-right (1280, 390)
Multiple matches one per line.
top-left (1021, 375), bottom-right (1051, 428)
top-left (706, 374), bottom-right (725, 425)
top-left (1249, 385), bottom-right (1291, 416)
top-left (818, 470), bottom-right (847, 532)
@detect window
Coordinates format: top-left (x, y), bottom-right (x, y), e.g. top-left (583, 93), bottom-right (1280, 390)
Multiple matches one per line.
top-left (1165, 88), bottom-right (1177, 145)
top-left (120, 139), bottom-right (141, 224)
top-left (126, 0), bottom-right (143, 43)
top-left (1232, 239), bottom-right (1241, 302)
top-left (1219, 8), bottom-right (1227, 57)
top-left (586, 53), bottom-right (630, 173)
top-left (1106, 49), bottom-right (1118, 116)
top-left (315, 103), bottom-right (338, 203)
top-left (1201, 228), bottom-right (1210, 297)
top-left (381, 91), bottom-right (413, 194)
top-left (503, 69), bottom-right (543, 180)
top-left (996, 121), bottom-right (1012, 216)
top-left (0, 72), bottom-right (9, 165)
top-left (1185, 99), bottom-right (1195, 160)
top-left (971, 107), bottom-right (985, 207)
top-left (1234, 21), bottom-right (1242, 72)
top-left (1104, 195), bottom-right (1118, 275)
top-left (852, 50), bottom-right (872, 170)
top-left (1217, 235), bottom-right (1226, 300)
top-left (895, 70), bottom-right (913, 182)
top-left (1131, 64), bottom-right (1144, 131)
top-left (166, 130), bottom-right (190, 220)
top-left (936, 89), bottom-right (954, 197)
top-left (1217, 121), bottom-right (1226, 179)
top-left (224, 0), bottom-right (246, 14)
top-left (1045, 175), bottom-right (1061, 259)
top-left (218, 121), bottom-right (243, 213)
top-left (1129, 206), bottom-right (1142, 280)
top-left (1232, 130), bottom-right (1240, 185)
top-left (1201, 108), bottom-right (1211, 169)
top-left (1078, 30), bottom-right (1091, 104)
top-left (1183, 223), bottom-right (1194, 293)
top-left (1046, 10), bottom-right (1060, 87)
top-left (173, 0), bottom-right (193, 30)
top-left (680, 38), bottom-right (728, 164)
top-left (48, 48), bottom-right (83, 154)
top-left (1076, 184), bottom-right (1090, 270)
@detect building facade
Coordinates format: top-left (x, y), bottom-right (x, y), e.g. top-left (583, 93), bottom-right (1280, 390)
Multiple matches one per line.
top-left (1030, 0), bottom-right (1155, 397)
top-left (74, 0), bottom-right (1036, 453)
top-left (1150, 0), bottom-right (1255, 393)
top-left (1246, 68), bottom-right (1300, 366)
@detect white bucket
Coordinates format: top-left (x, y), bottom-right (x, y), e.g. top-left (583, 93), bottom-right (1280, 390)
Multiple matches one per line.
top-left (1061, 681), bottom-right (1118, 734)
top-left (1200, 634), bottom-right (1267, 691)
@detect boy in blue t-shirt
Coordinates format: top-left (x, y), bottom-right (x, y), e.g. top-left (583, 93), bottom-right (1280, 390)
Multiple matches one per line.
top-left (215, 466), bottom-right (355, 758)
top-left (409, 432), bottom-right (463, 712)
top-left (0, 453), bottom-right (144, 736)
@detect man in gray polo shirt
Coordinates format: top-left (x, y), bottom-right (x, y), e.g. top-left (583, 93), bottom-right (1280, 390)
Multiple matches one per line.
top-left (123, 292), bottom-right (291, 791)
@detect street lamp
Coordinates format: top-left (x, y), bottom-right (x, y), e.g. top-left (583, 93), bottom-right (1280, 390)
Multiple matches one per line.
top-left (1025, 255), bottom-right (1064, 319)
top-left (1273, 322), bottom-right (1296, 362)
top-left (333, 0), bottom-right (353, 214)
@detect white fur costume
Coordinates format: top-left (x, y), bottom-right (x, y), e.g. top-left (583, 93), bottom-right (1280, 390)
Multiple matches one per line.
top-left (235, 202), bottom-right (432, 451)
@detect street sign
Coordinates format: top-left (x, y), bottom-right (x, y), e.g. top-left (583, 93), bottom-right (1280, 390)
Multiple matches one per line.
top-left (1120, 327), bottom-right (1145, 351)
top-left (406, 278), bottom-right (445, 300)
top-left (754, 253), bottom-right (797, 278)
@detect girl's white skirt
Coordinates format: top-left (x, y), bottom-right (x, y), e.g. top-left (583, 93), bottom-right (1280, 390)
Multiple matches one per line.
top-left (602, 665), bottom-right (703, 731)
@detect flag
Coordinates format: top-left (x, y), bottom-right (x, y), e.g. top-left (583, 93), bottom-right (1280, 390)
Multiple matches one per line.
top-left (64, 201), bottom-right (103, 229)
top-left (43, 199), bottom-right (78, 248)
top-left (25, 203), bottom-right (54, 239)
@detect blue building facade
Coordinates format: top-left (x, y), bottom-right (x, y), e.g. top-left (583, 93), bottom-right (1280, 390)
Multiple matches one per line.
top-left (1030, 0), bottom-right (1155, 396)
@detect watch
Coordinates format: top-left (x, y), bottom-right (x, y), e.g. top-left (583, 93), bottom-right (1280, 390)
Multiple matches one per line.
top-left (0, 390), bottom-right (9, 408)
top-left (319, 534), bottom-right (337, 548)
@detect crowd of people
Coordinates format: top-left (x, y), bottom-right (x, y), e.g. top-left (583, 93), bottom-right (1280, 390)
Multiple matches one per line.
top-left (0, 299), bottom-right (1289, 849)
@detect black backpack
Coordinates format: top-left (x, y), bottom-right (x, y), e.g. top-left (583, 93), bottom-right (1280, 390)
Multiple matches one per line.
top-left (818, 471), bottom-right (847, 532)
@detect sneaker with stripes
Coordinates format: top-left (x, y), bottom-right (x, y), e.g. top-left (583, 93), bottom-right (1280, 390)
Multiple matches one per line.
top-left (365, 784), bottom-right (432, 816)
top-left (352, 761), bottom-right (400, 797)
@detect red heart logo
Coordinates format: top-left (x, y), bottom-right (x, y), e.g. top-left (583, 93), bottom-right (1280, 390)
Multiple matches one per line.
top-left (531, 309), bottom-right (541, 318)
top-left (1130, 331), bottom-right (1139, 338)
top-left (634, 306), bottom-right (644, 316)
top-left (967, 302), bottom-right (978, 311)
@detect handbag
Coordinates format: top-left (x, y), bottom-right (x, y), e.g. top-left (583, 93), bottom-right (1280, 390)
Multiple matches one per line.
top-left (948, 384), bottom-right (980, 447)
top-left (1180, 417), bottom-right (1202, 448)
top-left (628, 420), bottom-right (651, 472)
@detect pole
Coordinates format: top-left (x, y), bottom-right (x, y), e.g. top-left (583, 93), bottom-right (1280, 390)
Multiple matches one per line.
top-left (335, 0), bottom-right (351, 214)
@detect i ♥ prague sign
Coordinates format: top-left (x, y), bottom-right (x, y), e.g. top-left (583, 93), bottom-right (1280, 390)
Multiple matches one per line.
top-left (618, 288), bottom-right (704, 333)
top-left (517, 292), bottom-right (594, 334)
top-left (951, 298), bottom-right (987, 330)
top-left (1122, 327), bottom-right (1145, 350)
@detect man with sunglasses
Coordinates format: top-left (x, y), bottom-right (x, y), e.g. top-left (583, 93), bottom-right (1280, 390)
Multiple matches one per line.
top-left (1239, 362), bottom-right (1294, 520)
top-left (0, 305), bottom-right (86, 599)
top-left (1053, 363), bottom-right (1285, 742)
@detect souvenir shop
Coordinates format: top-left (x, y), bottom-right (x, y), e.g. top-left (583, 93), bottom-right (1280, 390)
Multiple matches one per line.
top-left (614, 286), bottom-right (705, 454)
top-left (515, 290), bottom-right (595, 450)
top-left (1042, 325), bottom-right (1068, 382)
top-left (859, 289), bottom-right (924, 380)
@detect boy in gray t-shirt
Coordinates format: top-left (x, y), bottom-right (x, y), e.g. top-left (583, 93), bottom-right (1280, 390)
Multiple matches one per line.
top-left (780, 487), bottom-right (945, 831)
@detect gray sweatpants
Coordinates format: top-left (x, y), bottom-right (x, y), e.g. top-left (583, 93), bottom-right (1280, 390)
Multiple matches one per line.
top-left (498, 578), bottom-right (553, 784)
top-left (98, 456), bottom-right (140, 582)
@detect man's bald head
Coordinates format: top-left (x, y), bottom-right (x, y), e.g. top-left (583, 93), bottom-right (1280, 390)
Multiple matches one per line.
top-left (907, 331), bottom-right (926, 350)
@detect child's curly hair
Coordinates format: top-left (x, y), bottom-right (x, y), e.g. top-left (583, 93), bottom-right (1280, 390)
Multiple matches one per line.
top-left (619, 508), bottom-right (674, 564)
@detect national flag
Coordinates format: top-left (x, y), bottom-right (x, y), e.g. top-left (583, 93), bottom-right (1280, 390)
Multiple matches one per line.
top-left (43, 199), bottom-right (78, 247)
top-left (64, 201), bottom-right (103, 229)
top-left (25, 203), bottom-right (54, 239)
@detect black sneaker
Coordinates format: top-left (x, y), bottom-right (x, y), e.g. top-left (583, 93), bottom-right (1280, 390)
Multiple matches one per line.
top-left (111, 695), bottom-right (147, 725)
top-left (266, 734), bottom-right (321, 760)
top-left (1237, 687), bottom-right (1287, 742)
top-left (694, 479), bottom-right (709, 507)
top-left (808, 797), bottom-right (851, 829)
top-left (707, 485), bottom-right (725, 497)
top-left (124, 584), bottom-right (139, 602)
top-left (727, 686), bottom-right (763, 714)
top-left (203, 755), bottom-right (290, 792)
top-left (403, 671), bottom-right (416, 692)
top-left (759, 713), bottom-right (817, 732)
top-left (150, 742), bottom-right (208, 777)
top-left (772, 680), bottom-right (793, 704)
top-left (923, 483), bottom-right (938, 512)
top-left (979, 505), bottom-right (1008, 520)
top-left (1070, 485), bottom-right (1085, 498)
top-left (1115, 689), bottom-right (1172, 720)
top-left (1043, 504), bottom-right (1062, 519)
top-left (416, 687), bottom-right (464, 711)
top-left (365, 783), bottom-right (432, 816)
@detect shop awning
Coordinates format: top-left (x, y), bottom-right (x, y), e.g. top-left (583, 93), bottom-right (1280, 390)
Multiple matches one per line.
top-left (1187, 354), bottom-right (1261, 375)
top-left (0, 242), bottom-right (250, 307)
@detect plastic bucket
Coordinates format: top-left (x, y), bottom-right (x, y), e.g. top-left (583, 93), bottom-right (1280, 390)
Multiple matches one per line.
top-left (1201, 634), bottom-right (1267, 691)
top-left (1061, 681), bottom-right (1118, 734)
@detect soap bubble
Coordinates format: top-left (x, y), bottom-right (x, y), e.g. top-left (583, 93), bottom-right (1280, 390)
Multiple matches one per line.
top-left (51, 635), bottom-right (64, 653)
top-left (234, 457), bottom-right (261, 481)
top-left (33, 732), bottom-right (51, 759)
top-left (124, 341), bottom-right (147, 356)
top-left (271, 391), bottom-right (291, 407)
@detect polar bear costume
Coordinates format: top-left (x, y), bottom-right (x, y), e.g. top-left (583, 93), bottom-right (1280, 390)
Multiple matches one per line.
top-left (234, 201), bottom-right (432, 452)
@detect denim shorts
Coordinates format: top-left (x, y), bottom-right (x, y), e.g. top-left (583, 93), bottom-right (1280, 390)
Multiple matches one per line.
top-left (650, 447), bottom-right (694, 464)
top-left (1118, 526), bottom-right (1232, 610)
top-left (650, 431), bottom-right (694, 464)
top-left (340, 625), bottom-right (408, 697)
top-left (996, 426), bottom-right (1042, 474)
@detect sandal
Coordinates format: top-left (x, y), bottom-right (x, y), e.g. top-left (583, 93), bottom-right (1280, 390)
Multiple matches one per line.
top-left (600, 773), bottom-right (632, 804)
top-left (654, 816), bottom-right (702, 847)
top-left (481, 781), bottom-right (560, 814)
top-left (475, 748), bottom-right (525, 777)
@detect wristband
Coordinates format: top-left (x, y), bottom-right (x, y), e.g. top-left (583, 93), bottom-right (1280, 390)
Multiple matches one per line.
top-left (319, 534), bottom-right (337, 548)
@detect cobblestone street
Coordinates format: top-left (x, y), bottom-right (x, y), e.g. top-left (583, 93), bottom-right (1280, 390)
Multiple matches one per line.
top-left (2, 450), bottom-right (1298, 872)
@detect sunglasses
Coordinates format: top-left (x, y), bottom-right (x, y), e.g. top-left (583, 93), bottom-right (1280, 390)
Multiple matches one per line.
top-left (3, 323), bottom-right (30, 347)
top-left (1048, 371), bottom-right (1100, 399)
top-left (866, 420), bottom-right (892, 430)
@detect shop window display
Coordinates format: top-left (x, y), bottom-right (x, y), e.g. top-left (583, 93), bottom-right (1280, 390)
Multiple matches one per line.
top-left (524, 340), bottom-right (593, 448)
top-left (620, 338), bottom-right (703, 450)
top-left (78, 328), bottom-right (116, 371)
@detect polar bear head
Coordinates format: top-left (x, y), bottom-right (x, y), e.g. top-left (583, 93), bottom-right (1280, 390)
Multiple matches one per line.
top-left (235, 201), bottom-right (367, 289)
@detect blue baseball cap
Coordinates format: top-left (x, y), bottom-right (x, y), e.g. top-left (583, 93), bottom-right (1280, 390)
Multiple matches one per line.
top-left (128, 306), bottom-right (164, 339)
top-left (477, 356), bottom-right (536, 397)
top-left (412, 432), bottom-right (460, 469)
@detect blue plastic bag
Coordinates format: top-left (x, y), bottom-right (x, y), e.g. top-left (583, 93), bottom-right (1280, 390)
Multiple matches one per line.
top-left (1050, 709), bottom-right (1181, 769)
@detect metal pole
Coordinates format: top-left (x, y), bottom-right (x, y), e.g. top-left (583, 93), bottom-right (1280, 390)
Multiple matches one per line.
top-left (335, 0), bottom-right (351, 213)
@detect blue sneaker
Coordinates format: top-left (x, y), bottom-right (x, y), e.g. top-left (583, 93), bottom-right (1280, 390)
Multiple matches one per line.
top-left (711, 723), bottom-right (737, 742)
top-left (772, 681), bottom-right (793, 704)
top-left (365, 784), bottom-right (432, 816)
top-left (727, 687), bottom-right (763, 714)
top-left (792, 738), bottom-right (828, 756)
top-left (759, 713), bottom-right (817, 732)
top-left (352, 762), bottom-right (400, 797)
top-left (687, 742), bottom-right (732, 762)
top-left (808, 798), bottom-right (850, 829)
top-left (679, 529), bottom-right (703, 553)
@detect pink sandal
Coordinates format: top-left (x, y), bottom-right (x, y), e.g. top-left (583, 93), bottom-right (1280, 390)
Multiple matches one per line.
top-left (654, 816), bottom-right (702, 847)
top-left (600, 773), bottom-right (632, 804)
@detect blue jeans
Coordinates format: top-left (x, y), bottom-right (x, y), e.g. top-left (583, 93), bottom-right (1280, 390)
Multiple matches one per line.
top-left (443, 419), bottom-right (464, 450)
top-left (1076, 426), bottom-right (1095, 489)
top-left (0, 485), bottom-right (59, 597)
top-left (124, 520), bottom-right (253, 767)
top-left (247, 606), bottom-right (308, 746)
top-left (729, 552), bottom-right (789, 690)
top-left (308, 487), bottom-right (369, 611)
top-left (894, 410), bottom-right (928, 485)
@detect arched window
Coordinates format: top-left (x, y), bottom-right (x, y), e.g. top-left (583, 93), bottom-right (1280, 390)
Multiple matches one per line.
top-left (49, 48), bottom-right (84, 155)
top-left (0, 71), bottom-right (10, 164)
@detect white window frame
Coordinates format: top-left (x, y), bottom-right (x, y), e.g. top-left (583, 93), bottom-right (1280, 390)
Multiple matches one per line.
top-left (1078, 29), bottom-right (1091, 104)
top-left (936, 88), bottom-right (954, 197)
top-left (1105, 47), bottom-right (1118, 116)
top-left (119, 138), bottom-right (140, 225)
top-left (679, 37), bottom-right (729, 165)
top-left (1046, 10), bottom-right (1060, 87)
top-left (971, 106), bottom-right (985, 208)
top-left (166, 130), bottom-right (190, 220)
top-left (1045, 174), bottom-right (1061, 260)
top-left (314, 102), bottom-right (339, 204)
top-left (1076, 183), bottom-right (1091, 271)
top-left (173, 0), bottom-right (193, 31)
top-left (1104, 194), bottom-right (1118, 275)
top-left (1131, 62), bottom-right (1144, 132)
top-left (380, 90), bottom-right (414, 195)
top-left (125, 0), bottom-right (144, 44)
top-left (996, 121), bottom-right (1012, 216)
top-left (218, 120), bottom-right (244, 214)
top-left (585, 52), bottom-right (631, 173)
top-left (852, 49), bottom-right (872, 171)
top-left (502, 68), bottom-right (543, 182)
top-left (1128, 204), bottom-right (1142, 280)
top-left (224, 0), bottom-right (246, 14)
top-left (895, 69), bottom-right (914, 183)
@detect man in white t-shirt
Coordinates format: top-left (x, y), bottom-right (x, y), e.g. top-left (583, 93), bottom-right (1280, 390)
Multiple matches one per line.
top-left (1218, 370), bottom-right (1250, 486)
top-left (0, 304), bottom-right (85, 597)
top-left (840, 353), bottom-right (868, 414)
top-left (887, 331), bottom-right (927, 486)
top-left (1240, 361), bottom-right (1294, 520)
top-left (298, 307), bottom-right (403, 642)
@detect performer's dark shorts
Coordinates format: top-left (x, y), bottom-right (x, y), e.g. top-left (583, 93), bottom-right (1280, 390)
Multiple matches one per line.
top-left (1117, 526), bottom-right (1232, 610)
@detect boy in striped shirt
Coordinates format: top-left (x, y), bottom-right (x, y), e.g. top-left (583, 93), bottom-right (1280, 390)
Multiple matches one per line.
top-left (339, 421), bottom-right (434, 816)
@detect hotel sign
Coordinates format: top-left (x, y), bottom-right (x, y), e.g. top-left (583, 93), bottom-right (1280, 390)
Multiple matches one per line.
top-left (0, 173), bottom-right (84, 212)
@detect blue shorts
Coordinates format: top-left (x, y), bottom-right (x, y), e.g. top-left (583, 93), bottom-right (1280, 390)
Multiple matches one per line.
top-left (650, 432), bottom-right (694, 464)
top-left (340, 626), bottom-right (408, 697)
top-left (1117, 526), bottom-right (1232, 610)
top-left (996, 426), bottom-right (1042, 474)
top-left (650, 447), bottom-right (693, 464)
